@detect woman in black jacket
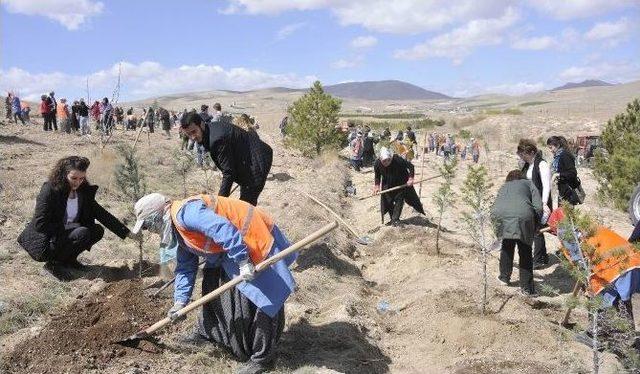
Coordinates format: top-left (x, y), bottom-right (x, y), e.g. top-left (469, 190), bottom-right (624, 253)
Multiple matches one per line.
top-left (18, 156), bottom-right (137, 268)
top-left (547, 136), bottom-right (580, 205)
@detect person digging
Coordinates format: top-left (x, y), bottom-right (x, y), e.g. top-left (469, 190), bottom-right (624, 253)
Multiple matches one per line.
top-left (131, 193), bottom-right (297, 374)
top-left (373, 147), bottom-right (425, 226)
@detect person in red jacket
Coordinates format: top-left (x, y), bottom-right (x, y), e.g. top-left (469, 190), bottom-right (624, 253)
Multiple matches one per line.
top-left (40, 95), bottom-right (51, 131)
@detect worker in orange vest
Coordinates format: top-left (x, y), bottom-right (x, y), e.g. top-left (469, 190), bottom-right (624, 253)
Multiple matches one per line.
top-left (131, 193), bottom-right (296, 374)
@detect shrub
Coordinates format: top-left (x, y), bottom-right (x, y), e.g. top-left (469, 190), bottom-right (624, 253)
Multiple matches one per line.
top-left (593, 99), bottom-right (640, 210)
top-left (287, 81), bottom-right (343, 156)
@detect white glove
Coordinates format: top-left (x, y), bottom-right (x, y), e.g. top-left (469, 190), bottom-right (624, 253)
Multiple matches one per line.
top-left (239, 259), bottom-right (255, 281)
top-left (167, 301), bottom-right (186, 321)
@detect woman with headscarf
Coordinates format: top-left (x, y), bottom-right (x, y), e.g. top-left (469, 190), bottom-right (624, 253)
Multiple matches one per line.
top-left (130, 193), bottom-right (296, 374)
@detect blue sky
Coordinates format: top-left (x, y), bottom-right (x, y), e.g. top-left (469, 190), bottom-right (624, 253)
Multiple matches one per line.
top-left (1, 0), bottom-right (639, 101)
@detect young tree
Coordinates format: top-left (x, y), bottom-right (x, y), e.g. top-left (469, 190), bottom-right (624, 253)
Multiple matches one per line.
top-left (593, 98), bottom-right (640, 210)
top-left (114, 144), bottom-right (147, 278)
top-left (172, 149), bottom-right (194, 198)
top-left (287, 81), bottom-right (343, 156)
top-left (432, 158), bottom-right (458, 255)
top-left (460, 165), bottom-right (494, 314)
top-left (557, 204), bottom-right (640, 373)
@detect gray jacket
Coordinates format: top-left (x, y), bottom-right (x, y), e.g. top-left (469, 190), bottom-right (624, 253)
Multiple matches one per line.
top-left (490, 179), bottom-right (543, 246)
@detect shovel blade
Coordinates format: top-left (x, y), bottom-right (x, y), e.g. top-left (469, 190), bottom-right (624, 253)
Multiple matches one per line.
top-left (112, 330), bottom-right (148, 348)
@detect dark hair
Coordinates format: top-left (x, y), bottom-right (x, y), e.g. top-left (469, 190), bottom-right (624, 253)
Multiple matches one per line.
top-left (180, 111), bottom-right (203, 128)
top-left (201, 104), bottom-right (208, 111)
top-left (213, 103), bottom-right (221, 111)
top-left (546, 136), bottom-right (568, 149)
top-left (48, 156), bottom-right (90, 192)
top-left (517, 138), bottom-right (537, 155)
top-left (506, 169), bottom-right (524, 182)
top-left (102, 97), bottom-right (108, 103)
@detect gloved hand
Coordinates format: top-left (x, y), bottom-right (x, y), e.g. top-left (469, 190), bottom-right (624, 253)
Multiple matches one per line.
top-left (239, 259), bottom-right (255, 281)
top-left (406, 178), bottom-right (414, 186)
top-left (167, 301), bottom-right (186, 321)
top-left (373, 185), bottom-right (381, 194)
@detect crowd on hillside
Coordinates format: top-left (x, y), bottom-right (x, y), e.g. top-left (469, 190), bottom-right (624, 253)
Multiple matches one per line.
top-left (5, 87), bottom-right (640, 370)
top-left (346, 124), bottom-right (482, 172)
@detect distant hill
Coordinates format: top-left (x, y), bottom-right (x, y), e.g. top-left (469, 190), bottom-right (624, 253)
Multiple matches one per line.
top-left (320, 80), bottom-right (451, 100)
top-left (551, 79), bottom-right (614, 91)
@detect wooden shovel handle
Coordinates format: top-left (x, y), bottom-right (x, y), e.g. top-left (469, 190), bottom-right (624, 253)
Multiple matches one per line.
top-left (359, 174), bottom-right (442, 200)
top-left (141, 221), bottom-right (338, 336)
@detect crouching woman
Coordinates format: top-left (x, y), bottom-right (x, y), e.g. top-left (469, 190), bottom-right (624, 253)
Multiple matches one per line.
top-left (491, 170), bottom-right (543, 296)
top-left (130, 193), bottom-right (297, 374)
top-left (18, 156), bottom-right (135, 268)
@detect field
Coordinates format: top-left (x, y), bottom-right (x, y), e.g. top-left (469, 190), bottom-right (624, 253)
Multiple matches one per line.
top-left (1, 81), bottom-right (639, 373)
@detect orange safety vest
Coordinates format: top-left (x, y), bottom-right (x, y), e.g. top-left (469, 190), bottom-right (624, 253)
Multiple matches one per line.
top-left (170, 194), bottom-right (275, 264)
top-left (562, 226), bottom-right (640, 295)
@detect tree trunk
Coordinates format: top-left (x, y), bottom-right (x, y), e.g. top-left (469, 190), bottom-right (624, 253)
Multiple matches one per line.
top-left (138, 237), bottom-right (143, 279)
top-left (592, 308), bottom-right (600, 374)
top-left (436, 210), bottom-right (443, 255)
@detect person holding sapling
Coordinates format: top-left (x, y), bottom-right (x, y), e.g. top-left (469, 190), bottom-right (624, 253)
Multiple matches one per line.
top-left (491, 170), bottom-right (542, 296)
top-left (130, 192), bottom-right (297, 374)
top-left (17, 156), bottom-right (140, 271)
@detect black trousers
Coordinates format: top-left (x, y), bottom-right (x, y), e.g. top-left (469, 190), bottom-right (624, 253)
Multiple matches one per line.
top-left (50, 113), bottom-right (58, 130)
top-left (533, 232), bottom-right (548, 264)
top-left (240, 183), bottom-right (266, 206)
top-left (49, 224), bottom-right (104, 263)
top-left (383, 190), bottom-right (405, 222)
top-left (499, 239), bottom-right (534, 293)
top-left (14, 113), bottom-right (25, 125)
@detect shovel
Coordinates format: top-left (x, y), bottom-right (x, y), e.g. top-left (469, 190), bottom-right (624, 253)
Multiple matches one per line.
top-left (300, 191), bottom-right (373, 245)
top-left (114, 221), bottom-right (338, 347)
top-left (358, 174), bottom-right (442, 201)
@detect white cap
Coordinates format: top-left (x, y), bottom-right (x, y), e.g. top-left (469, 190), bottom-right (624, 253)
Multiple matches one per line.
top-left (380, 147), bottom-right (392, 160)
top-left (131, 193), bottom-right (170, 234)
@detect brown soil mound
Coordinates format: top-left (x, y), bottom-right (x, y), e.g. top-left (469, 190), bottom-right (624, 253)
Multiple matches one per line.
top-left (4, 279), bottom-right (172, 373)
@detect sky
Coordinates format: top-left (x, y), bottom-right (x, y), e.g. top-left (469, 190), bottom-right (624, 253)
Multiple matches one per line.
top-left (1, 0), bottom-right (639, 102)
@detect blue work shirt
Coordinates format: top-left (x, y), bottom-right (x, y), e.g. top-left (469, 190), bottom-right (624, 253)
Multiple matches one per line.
top-left (173, 199), bottom-right (297, 317)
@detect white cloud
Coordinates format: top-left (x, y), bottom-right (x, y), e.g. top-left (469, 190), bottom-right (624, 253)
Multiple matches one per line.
top-left (511, 35), bottom-right (556, 50)
top-left (223, 0), bottom-right (515, 34)
top-left (0, 62), bottom-right (318, 102)
top-left (2, 0), bottom-right (103, 30)
top-left (485, 82), bottom-right (545, 95)
top-left (275, 22), bottom-right (306, 40)
top-left (584, 17), bottom-right (633, 46)
top-left (526, 0), bottom-right (637, 20)
top-left (351, 36), bottom-right (378, 48)
top-left (559, 61), bottom-right (640, 82)
top-left (393, 7), bottom-right (519, 63)
top-left (331, 56), bottom-right (364, 69)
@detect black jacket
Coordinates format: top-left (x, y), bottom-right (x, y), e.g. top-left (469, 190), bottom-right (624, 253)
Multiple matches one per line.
top-left (30, 182), bottom-right (128, 238)
top-left (201, 121), bottom-right (273, 196)
top-left (555, 150), bottom-right (580, 204)
top-left (374, 155), bottom-right (414, 189)
top-left (77, 102), bottom-right (89, 117)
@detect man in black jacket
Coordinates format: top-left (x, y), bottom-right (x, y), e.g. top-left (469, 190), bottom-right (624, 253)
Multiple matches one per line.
top-left (181, 111), bottom-right (273, 205)
top-left (374, 147), bottom-right (425, 226)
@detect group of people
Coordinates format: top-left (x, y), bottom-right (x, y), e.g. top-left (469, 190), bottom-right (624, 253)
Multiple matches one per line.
top-left (4, 92), bottom-right (31, 125)
top-left (492, 136), bottom-right (583, 296)
top-left (17, 108), bottom-right (277, 374)
top-left (348, 125), bottom-right (418, 172)
top-left (427, 132), bottom-right (481, 163)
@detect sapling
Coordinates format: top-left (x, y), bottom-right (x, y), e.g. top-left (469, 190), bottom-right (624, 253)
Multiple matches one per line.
top-left (172, 149), bottom-right (195, 198)
top-left (432, 158), bottom-right (457, 255)
top-left (114, 144), bottom-right (147, 278)
top-left (460, 165), bottom-right (494, 314)
top-left (557, 204), bottom-right (640, 373)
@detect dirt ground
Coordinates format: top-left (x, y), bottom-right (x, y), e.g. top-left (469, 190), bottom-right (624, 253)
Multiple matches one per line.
top-left (1, 85), bottom-right (639, 373)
